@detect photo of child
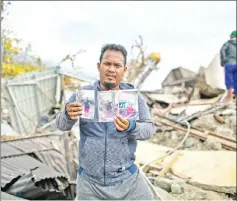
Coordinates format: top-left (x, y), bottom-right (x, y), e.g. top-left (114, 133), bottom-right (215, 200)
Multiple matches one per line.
top-left (118, 90), bottom-right (139, 120)
top-left (76, 90), bottom-right (95, 119)
top-left (98, 91), bottom-right (115, 122)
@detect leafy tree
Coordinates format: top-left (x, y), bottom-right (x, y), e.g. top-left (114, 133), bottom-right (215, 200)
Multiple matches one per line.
top-left (1, 1), bottom-right (45, 78)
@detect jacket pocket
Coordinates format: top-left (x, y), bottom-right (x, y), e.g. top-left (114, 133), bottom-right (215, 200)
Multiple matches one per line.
top-left (105, 137), bottom-right (131, 178)
top-left (80, 137), bottom-right (105, 179)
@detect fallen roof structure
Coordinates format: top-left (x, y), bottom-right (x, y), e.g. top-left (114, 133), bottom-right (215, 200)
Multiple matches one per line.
top-left (1, 191), bottom-right (29, 200)
top-left (1, 133), bottom-right (77, 200)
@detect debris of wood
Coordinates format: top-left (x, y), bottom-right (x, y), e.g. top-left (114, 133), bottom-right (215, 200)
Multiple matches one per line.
top-left (214, 113), bottom-right (225, 124)
top-left (153, 116), bottom-right (236, 150)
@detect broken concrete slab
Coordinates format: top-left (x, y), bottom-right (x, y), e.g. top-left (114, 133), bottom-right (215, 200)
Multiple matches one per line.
top-left (154, 178), bottom-right (172, 192)
top-left (171, 151), bottom-right (236, 194)
top-left (146, 94), bottom-right (179, 104)
top-left (204, 136), bottom-right (222, 150)
top-left (221, 109), bottom-right (236, 116)
top-left (171, 183), bottom-right (183, 194)
top-left (191, 114), bottom-right (220, 131)
top-left (172, 181), bottom-right (231, 200)
top-left (154, 187), bottom-right (177, 200)
top-left (135, 141), bottom-right (171, 165)
top-left (214, 126), bottom-right (234, 139)
top-left (170, 104), bottom-right (211, 117)
top-left (184, 137), bottom-right (201, 148)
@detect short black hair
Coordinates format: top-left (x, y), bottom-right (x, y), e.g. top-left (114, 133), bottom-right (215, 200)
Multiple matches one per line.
top-left (99, 44), bottom-right (127, 65)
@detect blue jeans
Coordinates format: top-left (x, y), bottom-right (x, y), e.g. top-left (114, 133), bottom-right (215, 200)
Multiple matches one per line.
top-left (225, 64), bottom-right (237, 94)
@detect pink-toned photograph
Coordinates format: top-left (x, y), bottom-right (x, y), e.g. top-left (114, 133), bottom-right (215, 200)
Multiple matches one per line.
top-left (98, 91), bottom-right (115, 122)
top-left (118, 90), bottom-right (139, 121)
top-left (76, 90), bottom-right (95, 119)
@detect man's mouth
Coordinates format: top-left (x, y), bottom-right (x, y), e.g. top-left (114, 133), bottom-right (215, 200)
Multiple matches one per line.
top-left (106, 74), bottom-right (116, 79)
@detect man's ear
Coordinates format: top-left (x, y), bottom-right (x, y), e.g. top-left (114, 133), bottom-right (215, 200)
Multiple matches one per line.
top-left (97, 63), bottom-right (100, 71)
top-left (124, 66), bottom-right (127, 73)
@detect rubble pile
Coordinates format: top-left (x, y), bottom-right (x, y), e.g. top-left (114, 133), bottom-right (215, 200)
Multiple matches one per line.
top-left (139, 89), bottom-right (236, 200)
top-left (151, 176), bottom-right (233, 201)
top-left (136, 139), bottom-right (236, 200)
top-left (142, 92), bottom-right (236, 151)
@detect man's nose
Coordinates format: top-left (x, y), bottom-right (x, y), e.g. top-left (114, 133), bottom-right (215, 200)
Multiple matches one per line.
top-left (108, 65), bottom-right (116, 72)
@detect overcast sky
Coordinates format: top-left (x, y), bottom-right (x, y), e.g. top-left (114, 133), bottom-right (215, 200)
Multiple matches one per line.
top-left (4, 1), bottom-right (236, 90)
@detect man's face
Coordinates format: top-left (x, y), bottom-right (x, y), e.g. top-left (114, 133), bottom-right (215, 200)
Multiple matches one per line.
top-left (97, 50), bottom-right (127, 90)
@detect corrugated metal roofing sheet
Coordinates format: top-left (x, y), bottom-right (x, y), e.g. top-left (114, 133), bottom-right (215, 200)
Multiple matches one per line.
top-left (1, 191), bottom-right (29, 200)
top-left (2, 67), bottom-right (59, 135)
top-left (1, 133), bottom-right (65, 156)
top-left (1, 133), bottom-right (76, 200)
top-left (1, 154), bottom-right (67, 189)
top-left (1, 135), bottom-right (69, 175)
top-left (1, 143), bottom-right (22, 158)
top-left (5, 172), bottom-right (70, 200)
top-left (34, 149), bottom-right (69, 178)
top-left (5, 137), bottom-right (54, 153)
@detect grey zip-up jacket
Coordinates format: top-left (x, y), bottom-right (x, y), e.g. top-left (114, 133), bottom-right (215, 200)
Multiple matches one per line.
top-left (220, 38), bottom-right (236, 66)
top-left (55, 81), bottom-right (155, 186)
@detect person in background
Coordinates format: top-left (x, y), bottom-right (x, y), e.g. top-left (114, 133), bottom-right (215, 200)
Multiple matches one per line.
top-left (220, 30), bottom-right (237, 104)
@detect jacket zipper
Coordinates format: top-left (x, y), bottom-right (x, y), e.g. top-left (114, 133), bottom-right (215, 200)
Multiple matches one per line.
top-left (104, 124), bottom-right (107, 186)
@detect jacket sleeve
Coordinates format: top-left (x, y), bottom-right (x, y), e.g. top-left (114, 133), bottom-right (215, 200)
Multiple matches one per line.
top-left (126, 93), bottom-right (156, 140)
top-left (55, 93), bottom-right (78, 131)
top-left (220, 42), bottom-right (228, 66)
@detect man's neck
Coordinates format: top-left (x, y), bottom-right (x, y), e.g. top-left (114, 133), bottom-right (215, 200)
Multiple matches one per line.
top-left (99, 82), bottom-right (120, 91)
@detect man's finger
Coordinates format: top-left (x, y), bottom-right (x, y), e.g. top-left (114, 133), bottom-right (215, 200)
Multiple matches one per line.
top-left (116, 115), bottom-right (129, 126)
top-left (114, 120), bottom-right (124, 131)
top-left (67, 106), bottom-right (83, 112)
top-left (68, 103), bottom-right (82, 107)
top-left (114, 117), bottom-right (128, 130)
top-left (68, 111), bottom-right (82, 116)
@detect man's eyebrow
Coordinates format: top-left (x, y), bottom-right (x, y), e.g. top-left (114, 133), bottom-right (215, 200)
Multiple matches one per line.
top-left (114, 62), bottom-right (123, 65)
top-left (103, 60), bottom-right (124, 64)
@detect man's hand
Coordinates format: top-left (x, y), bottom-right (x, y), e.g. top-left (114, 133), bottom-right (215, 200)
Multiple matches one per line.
top-left (66, 102), bottom-right (83, 120)
top-left (114, 115), bottom-right (130, 131)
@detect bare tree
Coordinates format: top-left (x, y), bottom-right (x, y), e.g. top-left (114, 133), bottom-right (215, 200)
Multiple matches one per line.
top-left (125, 35), bottom-right (148, 83)
top-left (59, 49), bottom-right (86, 70)
top-left (1, 0), bottom-right (11, 22)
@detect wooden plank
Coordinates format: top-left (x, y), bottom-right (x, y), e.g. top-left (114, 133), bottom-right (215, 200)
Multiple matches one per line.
top-left (154, 117), bottom-right (236, 150)
top-left (149, 170), bottom-right (160, 176)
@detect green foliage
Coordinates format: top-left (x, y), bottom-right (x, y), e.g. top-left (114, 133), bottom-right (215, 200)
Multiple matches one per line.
top-left (1, 1), bottom-right (45, 78)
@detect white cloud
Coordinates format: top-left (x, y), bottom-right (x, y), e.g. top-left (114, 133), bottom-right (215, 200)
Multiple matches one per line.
top-left (4, 1), bottom-right (236, 89)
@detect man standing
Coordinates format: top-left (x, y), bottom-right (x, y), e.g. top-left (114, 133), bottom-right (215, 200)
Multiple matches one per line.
top-left (220, 30), bottom-right (237, 103)
top-left (56, 44), bottom-right (156, 200)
